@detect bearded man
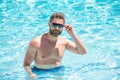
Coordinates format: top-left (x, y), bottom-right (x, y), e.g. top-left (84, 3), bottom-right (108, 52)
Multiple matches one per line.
top-left (23, 12), bottom-right (87, 78)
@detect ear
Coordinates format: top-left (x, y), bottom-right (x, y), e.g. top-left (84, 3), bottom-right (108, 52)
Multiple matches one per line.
top-left (48, 22), bottom-right (51, 27)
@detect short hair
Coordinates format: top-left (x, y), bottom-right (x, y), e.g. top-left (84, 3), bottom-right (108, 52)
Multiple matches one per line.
top-left (49, 12), bottom-right (65, 23)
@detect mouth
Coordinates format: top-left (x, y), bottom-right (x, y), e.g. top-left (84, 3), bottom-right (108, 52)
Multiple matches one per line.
top-left (53, 30), bottom-right (59, 33)
top-left (50, 29), bottom-right (62, 37)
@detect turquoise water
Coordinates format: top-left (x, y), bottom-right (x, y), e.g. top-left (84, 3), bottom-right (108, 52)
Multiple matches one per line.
top-left (0, 0), bottom-right (120, 80)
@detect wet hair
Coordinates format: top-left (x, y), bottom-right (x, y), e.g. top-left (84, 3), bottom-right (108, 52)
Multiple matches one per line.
top-left (49, 12), bottom-right (65, 23)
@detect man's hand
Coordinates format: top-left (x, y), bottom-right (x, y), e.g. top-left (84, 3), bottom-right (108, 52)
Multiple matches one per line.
top-left (64, 24), bottom-right (75, 36)
top-left (64, 24), bottom-right (87, 54)
top-left (30, 73), bottom-right (38, 79)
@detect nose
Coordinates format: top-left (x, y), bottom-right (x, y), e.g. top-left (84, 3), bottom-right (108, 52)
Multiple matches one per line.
top-left (55, 26), bottom-right (59, 29)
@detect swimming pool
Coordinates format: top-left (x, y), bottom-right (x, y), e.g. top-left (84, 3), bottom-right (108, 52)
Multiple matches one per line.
top-left (0, 0), bottom-right (120, 80)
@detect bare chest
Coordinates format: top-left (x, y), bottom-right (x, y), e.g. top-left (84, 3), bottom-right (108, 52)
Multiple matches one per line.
top-left (37, 40), bottom-right (66, 59)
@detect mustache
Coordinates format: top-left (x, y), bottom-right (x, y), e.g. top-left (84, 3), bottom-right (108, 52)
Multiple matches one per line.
top-left (53, 29), bottom-right (60, 32)
top-left (49, 29), bottom-right (62, 37)
top-left (53, 29), bottom-right (60, 31)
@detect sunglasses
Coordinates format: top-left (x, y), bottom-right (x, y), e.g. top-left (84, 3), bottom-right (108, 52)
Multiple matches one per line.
top-left (51, 23), bottom-right (64, 28)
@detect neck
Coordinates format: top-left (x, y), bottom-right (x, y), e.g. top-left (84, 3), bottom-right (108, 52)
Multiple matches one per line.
top-left (47, 32), bottom-right (58, 42)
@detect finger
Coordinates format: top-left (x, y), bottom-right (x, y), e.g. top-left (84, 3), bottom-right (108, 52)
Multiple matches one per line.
top-left (31, 73), bottom-right (37, 78)
top-left (66, 25), bottom-right (70, 28)
top-left (64, 24), bottom-right (69, 28)
top-left (64, 25), bottom-right (73, 31)
top-left (69, 27), bottom-right (72, 30)
top-left (67, 26), bottom-right (72, 30)
top-left (65, 25), bottom-right (70, 29)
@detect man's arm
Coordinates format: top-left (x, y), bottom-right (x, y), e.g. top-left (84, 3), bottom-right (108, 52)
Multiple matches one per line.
top-left (23, 40), bottom-right (38, 78)
top-left (65, 35), bottom-right (87, 54)
top-left (64, 24), bottom-right (87, 54)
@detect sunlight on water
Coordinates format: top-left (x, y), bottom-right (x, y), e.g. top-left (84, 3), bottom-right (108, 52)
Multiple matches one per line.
top-left (0, 0), bottom-right (120, 80)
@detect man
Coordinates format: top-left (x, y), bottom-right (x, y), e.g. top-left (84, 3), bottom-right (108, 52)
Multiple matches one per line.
top-left (23, 12), bottom-right (87, 78)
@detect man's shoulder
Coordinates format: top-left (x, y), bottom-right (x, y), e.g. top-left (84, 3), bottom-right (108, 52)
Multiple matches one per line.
top-left (58, 36), bottom-right (70, 43)
top-left (60, 36), bottom-right (70, 40)
top-left (29, 35), bottom-right (42, 48)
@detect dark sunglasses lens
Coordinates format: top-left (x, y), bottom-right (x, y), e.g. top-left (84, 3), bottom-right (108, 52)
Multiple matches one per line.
top-left (52, 23), bottom-right (63, 28)
top-left (52, 23), bottom-right (57, 27)
top-left (58, 25), bottom-right (63, 28)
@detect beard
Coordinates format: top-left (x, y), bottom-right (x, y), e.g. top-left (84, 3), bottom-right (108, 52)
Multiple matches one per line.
top-left (49, 29), bottom-right (62, 37)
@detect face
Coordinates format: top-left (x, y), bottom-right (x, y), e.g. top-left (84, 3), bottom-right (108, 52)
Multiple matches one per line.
top-left (49, 18), bottom-right (64, 37)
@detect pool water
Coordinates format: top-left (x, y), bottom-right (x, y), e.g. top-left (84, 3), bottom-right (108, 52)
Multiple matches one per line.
top-left (0, 0), bottom-right (120, 80)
